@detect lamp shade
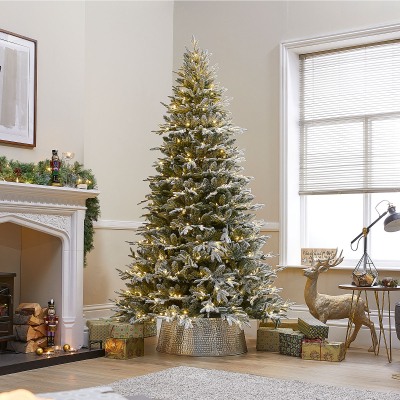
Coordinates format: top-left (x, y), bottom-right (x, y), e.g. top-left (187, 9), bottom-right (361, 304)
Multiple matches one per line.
top-left (384, 206), bottom-right (400, 232)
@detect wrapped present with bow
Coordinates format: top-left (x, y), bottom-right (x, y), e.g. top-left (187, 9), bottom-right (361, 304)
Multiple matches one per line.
top-left (298, 316), bottom-right (329, 340)
top-left (257, 327), bottom-right (293, 352)
top-left (301, 339), bottom-right (345, 362)
top-left (110, 322), bottom-right (144, 339)
top-left (105, 337), bottom-right (144, 359)
top-left (279, 330), bottom-right (305, 357)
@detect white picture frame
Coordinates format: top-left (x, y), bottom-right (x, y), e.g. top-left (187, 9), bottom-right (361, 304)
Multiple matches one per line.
top-left (0, 28), bottom-right (36, 147)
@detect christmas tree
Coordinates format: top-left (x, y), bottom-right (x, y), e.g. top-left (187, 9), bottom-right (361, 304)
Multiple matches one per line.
top-left (114, 37), bottom-right (291, 329)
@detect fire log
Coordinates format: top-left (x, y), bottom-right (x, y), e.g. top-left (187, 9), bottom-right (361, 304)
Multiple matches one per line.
top-left (15, 303), bottom-right (42, 317)
top-left (13, 314), bottom-right (44, 326)
top-left (6, 340), bottom-right (39, 353)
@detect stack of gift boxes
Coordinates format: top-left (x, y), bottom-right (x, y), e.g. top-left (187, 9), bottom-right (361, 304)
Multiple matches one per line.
top-left (257, 317), bottom-right (345, 362)
top-left (86, 319), bottom-right (157, 360)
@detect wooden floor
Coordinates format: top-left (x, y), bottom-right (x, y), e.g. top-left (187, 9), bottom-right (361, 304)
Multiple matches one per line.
top-left (1, 336), bottom-right (400, 395)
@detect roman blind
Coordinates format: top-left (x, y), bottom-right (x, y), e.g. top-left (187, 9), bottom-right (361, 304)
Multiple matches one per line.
top-left (299, 40), bottom-right (400, 195)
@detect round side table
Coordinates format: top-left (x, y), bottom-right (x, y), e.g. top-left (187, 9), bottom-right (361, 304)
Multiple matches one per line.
top-left (339, 284), bottom-right (400, 362)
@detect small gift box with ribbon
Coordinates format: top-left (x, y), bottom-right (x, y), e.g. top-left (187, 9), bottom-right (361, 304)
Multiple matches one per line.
top-left (298, 317), bottom-right (329, 340)
top-left (256, 327), bottom-right (293, 352)
top-left (279, 330), bottom-right (305, 357)
top-left (301, 339), bottom-right (345, 362)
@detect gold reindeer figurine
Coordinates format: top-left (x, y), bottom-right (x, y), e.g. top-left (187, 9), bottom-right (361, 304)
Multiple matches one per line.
top-left (302, 250), bottom-right (377, 352)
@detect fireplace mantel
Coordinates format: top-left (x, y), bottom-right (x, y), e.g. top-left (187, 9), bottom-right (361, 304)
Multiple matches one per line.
top-left (0, 181), bottom-right (100, 348)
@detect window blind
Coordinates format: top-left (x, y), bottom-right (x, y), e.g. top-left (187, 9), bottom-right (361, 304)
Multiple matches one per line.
top-left (299, 40), bottom-right (400, 195)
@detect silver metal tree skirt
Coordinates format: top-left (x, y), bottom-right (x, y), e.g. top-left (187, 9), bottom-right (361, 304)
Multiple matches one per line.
top-left (156, 318), bottom-right (248, 356)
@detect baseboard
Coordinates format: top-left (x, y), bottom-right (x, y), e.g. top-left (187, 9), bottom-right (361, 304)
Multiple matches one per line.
top-left (83, 302), bottom-right (115, 321)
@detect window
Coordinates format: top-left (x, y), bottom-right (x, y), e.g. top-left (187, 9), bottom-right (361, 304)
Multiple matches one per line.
top-left (280, 24), bottom-right (400, 268)
top-left (300, 41), bottom-right (400, 267)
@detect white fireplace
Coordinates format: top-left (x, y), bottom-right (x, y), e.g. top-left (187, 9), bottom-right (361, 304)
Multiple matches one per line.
top-left (0, 181), bottom-right (100, 348)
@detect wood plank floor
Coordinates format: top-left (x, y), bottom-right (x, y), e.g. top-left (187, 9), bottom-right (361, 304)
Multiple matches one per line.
top-left (1, 336), bottom-right (400, 395)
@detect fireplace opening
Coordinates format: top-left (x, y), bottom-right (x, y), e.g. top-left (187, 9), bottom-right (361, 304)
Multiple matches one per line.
top-left (0, 222), bottom-right (62, 348)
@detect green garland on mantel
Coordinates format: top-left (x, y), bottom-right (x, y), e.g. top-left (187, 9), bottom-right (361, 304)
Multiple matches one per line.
top-left (0, 155), bottom-right (100, 265)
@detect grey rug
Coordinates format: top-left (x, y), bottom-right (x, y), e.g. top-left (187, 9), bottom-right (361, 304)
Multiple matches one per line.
top-left (110, 366), bottom-right (400, 400)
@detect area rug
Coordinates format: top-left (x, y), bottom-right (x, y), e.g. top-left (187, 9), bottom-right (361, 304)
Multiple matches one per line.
top-left (110, 366), bottom-right (399, 400)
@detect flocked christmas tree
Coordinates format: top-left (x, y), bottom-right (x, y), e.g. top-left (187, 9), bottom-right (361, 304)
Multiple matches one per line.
top-left (114, 37), bottom-right (291, 329)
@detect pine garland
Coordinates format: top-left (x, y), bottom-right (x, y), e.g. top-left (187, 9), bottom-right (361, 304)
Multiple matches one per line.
top-left (0, 155), bottom-right (100, 264)
top-left (114, 37), bottom-right (292, 329)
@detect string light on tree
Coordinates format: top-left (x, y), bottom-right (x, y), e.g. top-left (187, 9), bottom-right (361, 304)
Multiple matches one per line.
top-left (114, 36), bottom-right (291, 329)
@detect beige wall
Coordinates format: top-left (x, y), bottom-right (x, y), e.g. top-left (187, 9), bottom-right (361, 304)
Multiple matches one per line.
top-left (0, 1), bottom-right (85, 163)
top-left (2, 1), bottom-right (400, 312)
top-left (20, 228), bottom-right (62, 311)
top-left (82, 1), bottom-right (174, 306)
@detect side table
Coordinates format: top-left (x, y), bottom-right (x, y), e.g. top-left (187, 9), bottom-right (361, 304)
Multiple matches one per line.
top-left (339, 284), bottom-right (400, 362)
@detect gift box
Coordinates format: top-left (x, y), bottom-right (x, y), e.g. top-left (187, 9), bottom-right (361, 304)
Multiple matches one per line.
top-left (259, 319), bottom-right (298, 331)
top-left (143, 320), bottom-right (157, 338)
top-left (298, 317), bottom-right (329, 340)
top-left (301, 339), bottom-right (345, 362)
top-left (105, 337), bottom-right (144, 359)
top-left (86, 319), bottom-right (112, 349)
top-left (279, 330), bottom-right (305, 357)
top-left (257, 327), bottom-right (293, 352)
top-left (110, 322), bottom-right (144, 339)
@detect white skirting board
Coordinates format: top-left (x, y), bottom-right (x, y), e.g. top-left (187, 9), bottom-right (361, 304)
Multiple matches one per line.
top-left (83, 303), bottom-right (400, 349)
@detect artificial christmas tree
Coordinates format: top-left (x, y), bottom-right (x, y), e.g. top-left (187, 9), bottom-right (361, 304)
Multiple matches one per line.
top-left (114, 37), bottom-right (291, 354)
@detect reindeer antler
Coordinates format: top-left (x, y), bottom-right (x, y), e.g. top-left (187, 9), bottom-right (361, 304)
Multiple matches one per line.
top-left (311, 249), bottom-right (344, 269)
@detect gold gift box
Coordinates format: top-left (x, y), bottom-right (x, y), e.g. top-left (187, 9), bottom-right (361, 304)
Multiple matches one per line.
top-left (105, 337), bottom-right (144, 359)
top-left (110, 322), bottom-right (144, 339)
top-left (257, 327), bottom-right (293, 352)
top-left (259, 319), bottom-right (298, 331)
top-left (301, 340), bottom-right (345, 362)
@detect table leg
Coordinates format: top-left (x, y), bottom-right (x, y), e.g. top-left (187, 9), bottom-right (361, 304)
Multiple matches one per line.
top-left (374, 291), bottom-right (391, 363)
top-left (363, 290), bottom-right (377, 355)
top-left (388, 291), bottom-right (392, 363)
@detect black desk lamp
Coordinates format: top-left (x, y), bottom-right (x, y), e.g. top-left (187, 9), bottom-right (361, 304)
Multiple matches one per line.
top-left (351, 201), bottom-right (400, 286)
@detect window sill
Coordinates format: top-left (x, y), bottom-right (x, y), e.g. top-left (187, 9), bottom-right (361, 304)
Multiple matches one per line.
top-left (278, 265), bottom-right (400, 272)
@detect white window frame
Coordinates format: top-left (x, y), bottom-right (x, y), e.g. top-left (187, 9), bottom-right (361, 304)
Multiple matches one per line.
top-left (280, 22), bottom-right (400, 270)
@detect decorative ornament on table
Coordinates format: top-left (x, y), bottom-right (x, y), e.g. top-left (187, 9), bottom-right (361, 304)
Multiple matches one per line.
top-left (63, 344), bottom-right (70, 351)
top-left (378, 277), bottom-right (399, 288)
top-left (302, 249), bottom-right (378, 352)
top-left (351, 201), bottom-right (400, 287)
top-left (50, 150), bottom-right (62, 187)
top-left (44, 299), bottom-right (58, 347)
top-left (35, 347), bottom-right (43, 356)
top-left (113, 36), bottom-right (292, 357)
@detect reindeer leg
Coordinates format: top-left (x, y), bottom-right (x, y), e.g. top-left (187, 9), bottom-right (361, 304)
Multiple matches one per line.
top-left (359, 314), bottom-right (378, 353)
top-left (347, 322), bottom-right (362, 348)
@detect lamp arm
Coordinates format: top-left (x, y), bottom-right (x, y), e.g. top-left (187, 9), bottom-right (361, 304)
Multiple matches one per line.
top-left (350, 211), bottom-right (388, 245)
